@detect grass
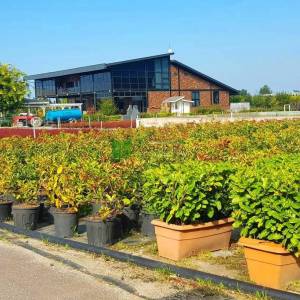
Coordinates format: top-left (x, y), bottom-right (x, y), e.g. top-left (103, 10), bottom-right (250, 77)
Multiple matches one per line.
top-left (154, 267), bottom-right (176, 281)
top-left (287, 280), bottom-right (300, 293)
top-left (193, 246), bottom-right (249, 281)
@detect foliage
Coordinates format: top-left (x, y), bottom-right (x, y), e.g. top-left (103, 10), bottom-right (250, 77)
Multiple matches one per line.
top-left (98, 98), bottom-right (117, 116)
top-left (230, 89), bottom-right (252, 104)
top-left (0, 120), bottom-right (300, 234)
top-left (140, 111), bottom-right (175, 118)
top-left (111, 138), bottom-right (132, 162)
top-left (41, 163), bottom-right (86, 212)
top-left (83, 112), bottom-right (121, 122)
top-left (230, 154), bottom-right (300, 254)
top-left (230, 89), bottom-right (300, 109)
top-left (259, 85), bottom-right (272, 95)
top-left (143, 161), bottom-right (234, 224)
top-left (190, 105), bottom-right (225, 115)
top-left (0, 64), bottom-right (28, 114)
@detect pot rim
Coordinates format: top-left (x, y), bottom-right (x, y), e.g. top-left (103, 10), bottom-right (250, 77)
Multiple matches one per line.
top-left (86, 216), bottom-right (116, 223)
top-left (238, 237), bottom-right (297, 255)
top-left (0, 200), bottom-right (13, 205)
top-left (12, 204), bottom-right (40, 210)
top-left (151, 217), bottom-right (234, 231)
top-left (53, 208), bottom-right (77, 215)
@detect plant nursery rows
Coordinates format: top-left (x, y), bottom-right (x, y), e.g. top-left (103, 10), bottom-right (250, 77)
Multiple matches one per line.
top-left (0, 120), bottom-right (299, 290)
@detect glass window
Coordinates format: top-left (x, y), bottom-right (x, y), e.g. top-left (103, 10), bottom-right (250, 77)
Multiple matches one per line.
top-left (94, 72), bottom-right (111, 91)
top-left (213, 91), bottom-right (220, 104)
top-left (111, 57), bottom-right (170, 91)
top-left (42, 79), bottom-right (56, 96)
top-left (35, 80), bottom-right (43, 97)
top-left (192, 91), bottom-right (200, 106)
top-left (80, 74), bottom-right (93, 93)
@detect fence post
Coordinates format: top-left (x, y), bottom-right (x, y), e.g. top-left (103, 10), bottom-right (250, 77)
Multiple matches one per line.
top-left (101, 120), bottom-right (103, 130)
top-left (88, 116), bottom-right (91, 129)
top-left (32, 125), bottom-right (36, 139)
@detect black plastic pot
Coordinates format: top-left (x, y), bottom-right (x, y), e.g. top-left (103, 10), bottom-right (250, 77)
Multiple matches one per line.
top-left (140, 212), bottom-right (157, 237)
top-left (122, 205), bottom-right (140, 232)
top-left (91, 202), bottom-right (101, 215)
top-left (38, 202), bottom-right (45, 222)
top-left (0, 201), bottom-right (13, 222)
top-left (12, 205), bottom-right (40, 230)
top-left (86, 217), bottom-right (122, 247)
top-left (43, 206), bottom-right (55, 224)
top-left (53, 210), bottom-right (78, 238)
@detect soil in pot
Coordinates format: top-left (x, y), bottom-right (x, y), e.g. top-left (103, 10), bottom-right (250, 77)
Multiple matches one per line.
top-left (140, 212), bottom-right (157, 237)
top-left (12, 204), bottom-right (40, 230)
top-left (53, 209), bottom-right (78, 238)
top-left (239, 237), bottom-right (300, 289)
top-left (152, 218), bottom-right (234, 261)
top-left (86, 216), bottom-right (123, 247)
top-left (0, 199), bottom-right (13, 222)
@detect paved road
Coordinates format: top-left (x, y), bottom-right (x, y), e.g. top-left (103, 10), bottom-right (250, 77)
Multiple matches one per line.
top-left (0, 242), bottom-right (139, 300)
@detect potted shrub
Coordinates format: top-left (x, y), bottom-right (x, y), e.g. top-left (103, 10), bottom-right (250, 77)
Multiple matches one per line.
top-left (42, 164), bottom-right (86, 238)
top-left (86, 194), bottom-right (123, 247)
top-left (230, 156), bottom-right (300, 289)
top-left (11, 157), bottom-right (40, 230)
top-left (143, 161), bottom-right (234, 261)
top-left (139, 207), bottom-right (157, 237)
top-left (110, 158), bottom-right (144, 234)
top-left (12, 179), bottom-right (40, 230)
top-left (0, 157), bottom-right (14, 222)
top-left (82, 161), bottom-right (110, 215)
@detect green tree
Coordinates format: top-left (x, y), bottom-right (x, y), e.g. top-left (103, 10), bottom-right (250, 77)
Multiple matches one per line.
top-left (98, 98), bottom-right (117, 115)
top-left (259, 85), bottom-right (272, 95)
top-left (230, 89), bottom-right (251, 103)
top-left (0, 64), bottom-right (28, 114)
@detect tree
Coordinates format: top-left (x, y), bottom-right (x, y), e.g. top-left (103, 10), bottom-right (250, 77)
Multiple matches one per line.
top-left (98, 98), bottom-right (117, 115)
top-left (259, 85), bottom-right (272, 95)
top-left (0, 64), bottom-right (28, 114)
top-left (230, 89), bottom-right (251, 103)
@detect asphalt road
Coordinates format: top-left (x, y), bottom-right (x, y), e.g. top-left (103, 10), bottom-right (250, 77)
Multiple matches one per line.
top-left (0, 241), bottom-right (139, 300)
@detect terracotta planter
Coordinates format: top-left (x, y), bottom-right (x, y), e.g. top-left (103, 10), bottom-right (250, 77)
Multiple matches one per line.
top-left (152, 217), bottom-right (233, 261)
top-left (239, 237), bottom-right (300, 289)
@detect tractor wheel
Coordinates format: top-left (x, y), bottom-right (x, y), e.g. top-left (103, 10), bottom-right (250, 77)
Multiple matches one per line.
top-left (30, 117), bottom-right (43, 127)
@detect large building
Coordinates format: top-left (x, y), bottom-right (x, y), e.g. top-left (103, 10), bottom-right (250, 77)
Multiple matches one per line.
top-left (25, 53), bottom-right (238, 113)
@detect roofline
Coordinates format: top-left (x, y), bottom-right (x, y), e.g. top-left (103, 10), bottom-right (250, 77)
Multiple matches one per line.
top-left (107, 53), bottom-right (173, 67)
top-left (25, 64), bottom-right (107, 80)
top-left (171, 60), bottom-right (239, 94)
top-left (25, 52), bottom-right (174, 81)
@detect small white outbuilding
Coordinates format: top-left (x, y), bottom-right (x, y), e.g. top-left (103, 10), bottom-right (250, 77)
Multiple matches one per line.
top-left (161, 96), bottom-right (193, 115)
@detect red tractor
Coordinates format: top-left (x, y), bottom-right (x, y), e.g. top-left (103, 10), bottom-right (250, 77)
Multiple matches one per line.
top-left (13, 113), bottom-right (43, 127)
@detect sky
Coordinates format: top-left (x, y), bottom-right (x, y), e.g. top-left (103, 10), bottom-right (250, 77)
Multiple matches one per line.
top-left (0, 0), bottom-right (299, 94)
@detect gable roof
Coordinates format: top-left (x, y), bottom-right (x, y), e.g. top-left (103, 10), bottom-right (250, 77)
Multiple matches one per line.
top-left (25, 53), bottom-right (173, 80)
top-left (171, 60), bottom-right (239, 94)
top-left (162, 96), bottom-right (193, 104)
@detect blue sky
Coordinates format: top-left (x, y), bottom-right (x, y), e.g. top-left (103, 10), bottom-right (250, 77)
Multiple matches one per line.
top-left (1, 0), bottom-right (299, 94)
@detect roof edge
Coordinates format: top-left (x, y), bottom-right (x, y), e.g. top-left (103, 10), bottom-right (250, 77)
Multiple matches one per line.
top-left (171, 60), bottom-right (239, 94)
top-left (25, 52), bottom-right (174, 81)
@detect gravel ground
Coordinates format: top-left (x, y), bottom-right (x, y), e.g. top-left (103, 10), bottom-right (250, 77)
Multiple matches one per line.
top-left (0, 229), bottom-right (256, 300)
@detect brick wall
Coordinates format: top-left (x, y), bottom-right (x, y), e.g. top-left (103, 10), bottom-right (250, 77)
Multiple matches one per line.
top-left (147, 63), bottom-right (231, 112)
top-left (147, 91), bottom-right (170, 112)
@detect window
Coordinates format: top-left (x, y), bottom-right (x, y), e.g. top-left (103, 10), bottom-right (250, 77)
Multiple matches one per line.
top-left (192, 91), bottom-right (200, 106)
top-left (213, 91), bottom-right (220, 104)
top-left (35, 80), bottom-right (43, 97)
top-left (42, 80), bottom-right (56, 96)
top-left (80, 74), bottom-right (93, 93)
top-left (94, 72), bottom-right (111, 91)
